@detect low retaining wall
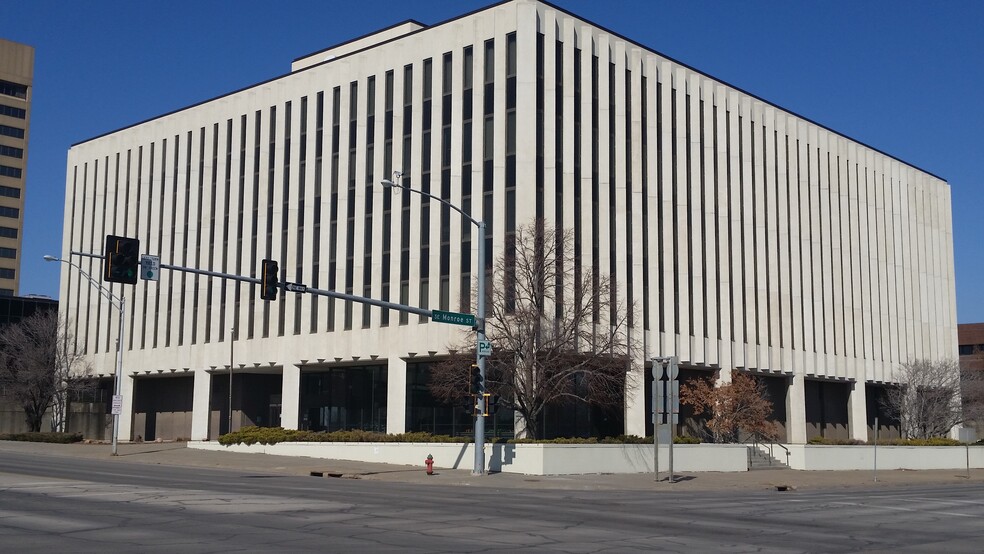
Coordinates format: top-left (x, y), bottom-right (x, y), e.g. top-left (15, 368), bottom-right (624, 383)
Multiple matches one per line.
top-left (191, 441), bottom-right (984, 474)
top-left (786, 445), bottom-right (984, 471)
top-left (189, 441), bottom-right (749, 475)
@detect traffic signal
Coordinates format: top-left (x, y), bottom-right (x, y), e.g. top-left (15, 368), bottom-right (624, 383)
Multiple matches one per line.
top-left (486, 394), bottom-right (500, 416)
top-left (103, 235), bottom-right (139, 284)
top-left (470, 363), bottom-right (483, 395)
top-left (260, 259), bottom-right (280, 301)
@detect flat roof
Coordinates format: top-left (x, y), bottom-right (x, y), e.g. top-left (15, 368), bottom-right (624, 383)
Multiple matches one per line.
top-left (72, 0), bottom-right (944, 181)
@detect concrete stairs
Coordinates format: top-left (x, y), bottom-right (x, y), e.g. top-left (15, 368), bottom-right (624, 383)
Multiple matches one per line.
top-left (748, 445), bottom-right (790, 470)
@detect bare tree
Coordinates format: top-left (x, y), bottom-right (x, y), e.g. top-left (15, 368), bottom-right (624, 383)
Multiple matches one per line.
top-left (0, 310), bottom-right (93, 432)
top-left (430, 220), bottom-right (637, 439)
top-left (881, 359), bottom-right (962, 440)
top-left (679, 369), bottom-right (779, 443)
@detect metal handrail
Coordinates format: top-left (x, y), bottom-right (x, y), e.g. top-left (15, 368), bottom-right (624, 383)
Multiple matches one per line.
top-left (745, 430), bottom-right (790, 467)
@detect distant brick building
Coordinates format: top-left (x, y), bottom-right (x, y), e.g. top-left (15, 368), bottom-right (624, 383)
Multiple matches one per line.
top-left (959, 323), bottom-right (984, 438)
top-left (959, 324), bottom-right (984, 359)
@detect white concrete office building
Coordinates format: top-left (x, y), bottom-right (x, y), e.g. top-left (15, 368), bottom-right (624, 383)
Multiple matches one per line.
top-left (58, 0), bottom-right (957, 443)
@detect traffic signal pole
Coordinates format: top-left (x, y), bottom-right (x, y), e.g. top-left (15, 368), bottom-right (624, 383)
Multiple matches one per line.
top-left (73, 250), bottom-right (434, 317)
top-left (474, 220), bottom-right (487, 476)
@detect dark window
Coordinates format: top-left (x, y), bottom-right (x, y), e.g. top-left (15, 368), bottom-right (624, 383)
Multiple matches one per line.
top-left (0, 288), bottom-right (12, 296)
top-left (344, 81), bottom-right (358, 330)
top-left (311, 91), bottom-right (325, 332)
top-left (0, 81), bottom-right (27, 99)
top-left (0, 206), bottom-right (19, 218)
top-left (0, 185), bottom-right (19, 198)
top-left (248, 112), bottom-right (262, 339)
top-left (234, 115), bottom-right (246, 341)
top-left (328, 87), bottom-right (341, 331)
top-left (180, 131), bottom-right (192, 346)
top-left (0, 124), bottom-right (24, 139)
top-left (439, 52), bottom-right (452, 311)
top-left (0, 247), bottom-right (15, 259)
top-left (297, 97), bottom-right (308, 336)
top-left (300, 366), bottom-right (388, 432)
top-left (419, 58), bottom-right (433, 321)
top-left (381, 70), bottom-right (394, 326)
top-left (460, 45), bottom-right (474, 313)
top-left (0, 145), bottom-right (23, 159)
top-left (0, 165), bottom-right (22, 179)
top-left (0, 226), bottom-right (15, 238)
top-left (405, 361), bottom-right (512, 437)
top-left (263, 106), bottom-right (277, 338)
top-left (505, 33), bottom-right (517, 313)
top-left (0, 268), bottom-right (14, 279)
top-left (591, 54), bottom-right (600, 323)
top-left (624, 66), bottom-right (633, 328)
top-left (0, 104), bottom-right (26, 119)
top-left (554, 40), bottom-right (564, 321)
top-left (641, 73), bottom-right (648, 330)
top-left (573, 46), bottom-right (582, 310)
top-left (959, 344), bottom-right (984, 355)
top-left (279, 102), bottom-right (292, 337)
top-left (399, 64), bottom-right (413, 325)
top-left (363, 77), bottom-right (375, 328)
top-left (483, 38), bottom-right (495, 283)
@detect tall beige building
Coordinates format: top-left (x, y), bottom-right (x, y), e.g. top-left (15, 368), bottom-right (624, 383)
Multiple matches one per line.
top-left (0, 39), bottom-right (33, 296)
top-left (60, 0), bottom-right (956, 443)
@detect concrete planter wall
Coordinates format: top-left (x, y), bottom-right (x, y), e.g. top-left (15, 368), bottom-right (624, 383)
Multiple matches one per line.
top-left (786, 445), bottom-right (984, 471)
top-left (189, 441), bottom-right (749, 475)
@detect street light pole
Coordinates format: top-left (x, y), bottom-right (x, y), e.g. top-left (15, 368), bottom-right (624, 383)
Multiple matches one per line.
top-left (380, 171), bottom-right (487, 475)
top-left (44, 254), bottom-right (126, 456)
top-left (474, 219), bottom-right (487, 476)
top-left (229, 326), bottom-right (235, 434)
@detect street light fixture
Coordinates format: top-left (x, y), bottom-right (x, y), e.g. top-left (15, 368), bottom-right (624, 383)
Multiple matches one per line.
top-left (380, 171), bottom-right (489, 475)
top-left (44, 254), bottom-right (126, 456)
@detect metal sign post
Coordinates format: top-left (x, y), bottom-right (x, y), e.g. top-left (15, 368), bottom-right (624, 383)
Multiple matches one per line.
top-left (652, 356), bottom-right (680, 483)
top-left (874, 416), bottom-right (879, 483)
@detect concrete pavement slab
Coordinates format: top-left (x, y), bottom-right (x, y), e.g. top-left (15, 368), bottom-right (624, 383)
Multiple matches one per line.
top-left (2, 440), bottom-right (983, 492)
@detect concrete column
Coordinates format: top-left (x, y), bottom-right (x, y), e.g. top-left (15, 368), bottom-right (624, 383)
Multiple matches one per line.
top-left (624, 363), bottom-right (646, 438)
top-left (190, 369), bottom-right (212, 441)
top-left (786, 373), bottom-right (807, 444)
top-left (717, 366), bottom-right (733, 385)
top-left (281, 365), bottom-right (301, 430)
top-left (119, 373), bottom-right (136, 442)
top-left (848, 380), bottom-right (868, 441)
top-left (386, 357), bottom-right (407, 434)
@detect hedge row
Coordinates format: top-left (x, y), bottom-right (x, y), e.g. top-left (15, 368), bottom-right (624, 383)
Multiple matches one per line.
top-left (218, 426), bottom-right (703, 446)
top-left (807, 436), bottom-right (965, 446)
top-left (0, 432), bottom-right (84, 444)
top-left (217, 427), bottom-right (470, 446)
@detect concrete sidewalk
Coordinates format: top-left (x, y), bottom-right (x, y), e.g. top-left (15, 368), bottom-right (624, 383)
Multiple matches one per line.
top-left (3, 440), bottom-right (983, 492)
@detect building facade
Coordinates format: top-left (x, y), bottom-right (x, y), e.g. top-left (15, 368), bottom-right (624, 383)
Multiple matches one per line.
top-left (959, 323), bottom-right (984, 438)
top-left (0, 39), bottom-right (33, 296)
top-left (58, 0), bottom-right (957, 443)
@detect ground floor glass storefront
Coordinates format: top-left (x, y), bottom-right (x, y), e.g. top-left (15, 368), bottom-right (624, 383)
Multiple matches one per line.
top-left (299, 365), bottom-right (387, 432)
top-left (406, 361), bottom-right (514, 438)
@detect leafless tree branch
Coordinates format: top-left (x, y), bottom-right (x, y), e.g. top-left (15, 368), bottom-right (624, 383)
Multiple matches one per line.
top-left (430, 220), bottom-right (637, 439)
top-left (0, 310), bottom-right (94, 432)
top-left (882, 358), bottom-right (962, 440)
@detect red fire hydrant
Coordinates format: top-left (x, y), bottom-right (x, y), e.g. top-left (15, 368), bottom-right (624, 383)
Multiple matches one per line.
top-left (425, 454), bottom-right (435, 475)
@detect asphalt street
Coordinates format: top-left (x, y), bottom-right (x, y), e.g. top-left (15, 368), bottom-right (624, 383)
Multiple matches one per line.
top-left (2, 442), bottom-right (984, 552)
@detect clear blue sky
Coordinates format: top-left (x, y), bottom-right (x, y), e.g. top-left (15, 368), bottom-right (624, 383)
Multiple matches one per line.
top-left (6, 0), bottom-right (983, 322)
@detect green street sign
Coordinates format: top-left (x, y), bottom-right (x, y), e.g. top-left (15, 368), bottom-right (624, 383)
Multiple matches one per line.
top-left (432, 309), bottom-right (476, 327)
